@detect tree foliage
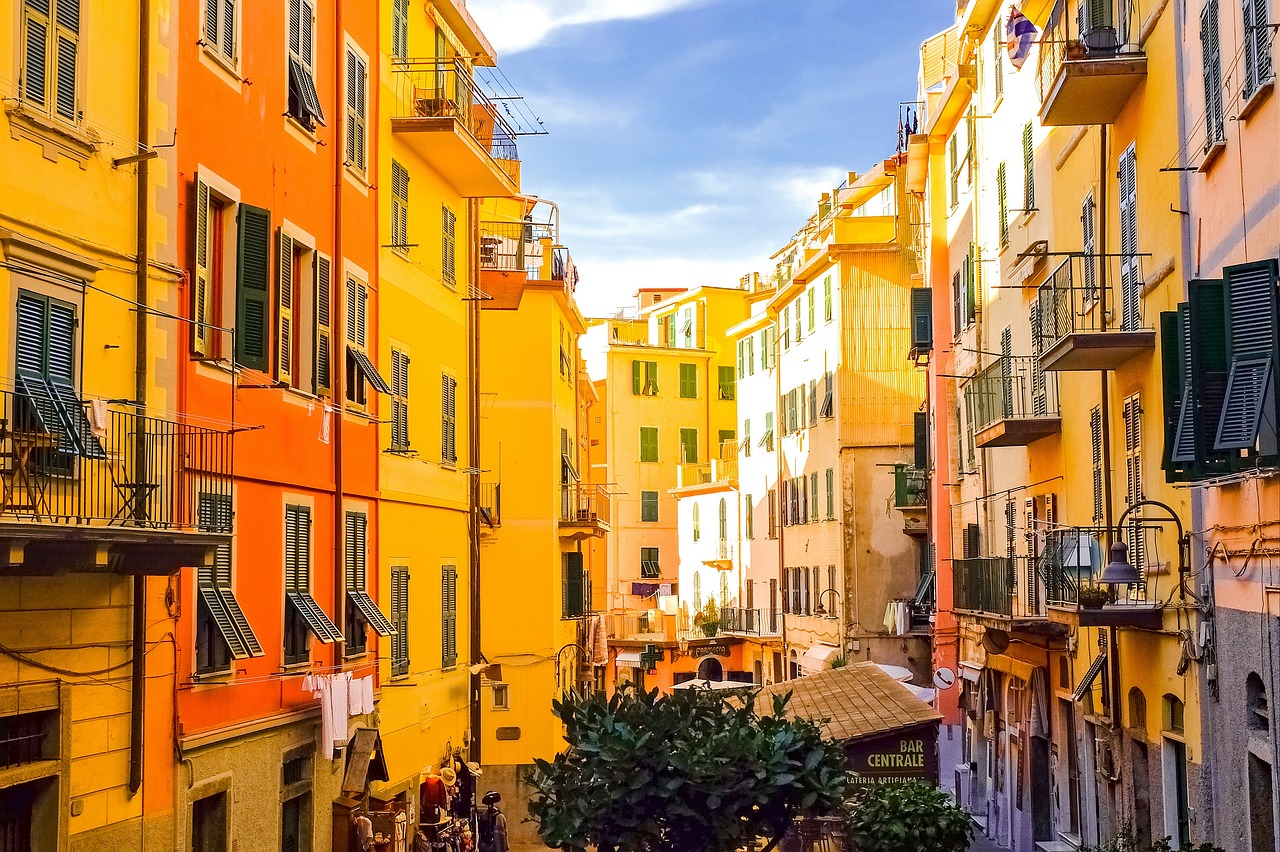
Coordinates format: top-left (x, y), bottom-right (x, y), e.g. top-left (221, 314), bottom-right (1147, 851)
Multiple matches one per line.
top-left (529, 686), bottom-right (851, 852)
top-left (845, 783), bottom-right (972, 852)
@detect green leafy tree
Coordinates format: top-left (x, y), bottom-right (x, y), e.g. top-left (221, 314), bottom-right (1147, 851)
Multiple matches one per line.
top-left (845, 783), bottom-right (972, 852)
top-left (529, 686), bottom-right (850, 852)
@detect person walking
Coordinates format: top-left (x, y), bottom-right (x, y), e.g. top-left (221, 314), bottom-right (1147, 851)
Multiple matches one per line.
top-left (476, 791), bottom-right (508, 852)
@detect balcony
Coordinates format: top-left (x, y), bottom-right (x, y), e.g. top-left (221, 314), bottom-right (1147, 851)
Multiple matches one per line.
top-left (478, 219), bottom-right (577, 310)
top-left (1037, 0), bottom-right (1147, 126)
top-left (559, 484), bottom-right (610, 540)
top-left (953, 557), bottom-right (1049, 623)
top-left (607, 610), bottom-right (671, 643)
top-left (1042, 527), bottom-right (1166, 630)
top-left (1035, 254), bottom-right (1156, 371)
top-left (891, 464), bottom-right (927, 537)
top-left (721, 607), bottom-right (782, 637)
top-left (969, 356), bottom-right (1061, 448)
top-left (0, 389), bottom-right (231, 574)
top-left (390, 59), bottom-right (520, 198)
top-left (676, 456), bottom-right (738, 488)
top-left (477, 481), bottom-right (501, 531)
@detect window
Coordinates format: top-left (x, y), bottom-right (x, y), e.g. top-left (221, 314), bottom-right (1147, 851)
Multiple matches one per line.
top-left (746, 337), bottom-right (755, 376)
top-left (391, 349), bottom-right (410, 450)
top-left (492, 683), bottom-right (510, 710)
top-left (993, 15), bottom-right (1004, 102)
top-left (343, 276), bottom-right (388, 404)
top-left (641, 491), bottom-right (658, 523)
top-left (678, 363), bottom-right (697, 398)
top-left (441, 373), bottom-right (458, 465)
top-left (767, 489), bottom-right (777, 538)
top-left (286, 0), bottom-right (324, 129)
top-left (1118, 144), bottom-right (1140, 331)
top-left (344, 511), bottom-right (394, 657)
top-left (1242, 0), bottom-right (1274, 99)
top-left (192, 790), bottom-right (228, 852)
top-left (638, 425), bottom-right (660, 463)
top-left (1022, 122), bottom-right (1035, 212)
top-left (640, 547), bottom-right (660, 579)
top-left (562, 552), bottom-right (586, 618)
top-left (190, 178), bottom-right (231, 359)
top-left (692, 503), bottom-right (701, 540)
top-left (809, 472), bottom-right (819, 521)
top-left (718, 366), bottom-right (735, 400)
top-left (820, 372), bottom-right (834, 418)
top-left (719, 572), bottom-right (730, 608)
top-left (997, 161), bottom-right (1009, 246)
top-left (441, 205), bottom-right (457, 287)
top-left (345, 46), bottom-right (368, 173)
top-left (1201, 0), bottom-right (1225, 148)
top-left (20, 0), bottom-right (80, 122)
top-left (823, 275), bottom-right (833, 322)
top-left (761, 412), bottom-right (774, 451)
top-left (745, 494), bottom-right (754, 539)
top-left (737, 340), bottom-right (745, 379)
top-left (632, 360), bottom-right (658, 395)
top-left (284, 504), bottom-right (342, 664)
top-left (742, 419), bottom-right (751, 457)
top-left (274, 230), bottom-right (322, 391)
top-left (1082, 193), bottom-right (1097, 302)
top-left (718, 498), bottom-right (728, 541)
top-left (441, 565), bottom-right (458, 667)
top-left (195, 494), bottom-right (262, 675)
top-left (391, 0), bottom-right (409, 59)
top-left (391, 161), bottom-right (409, 255)
top-left (203, 0), bottom-right (237, 65)
top-left (390, 567), bottom-right (410, 677)
top-left (13, 291), bottom-right (103, 465)
top-left (280, 750), bottom-right (313, 852)
top-left (826, 468), bottom-right (835, 519)
top-left (809, 379), bottom-right (818, 425)
top-left (807, 288), bottom-right (816, 331)
top-left (680, 428), bottom-right (698, 463)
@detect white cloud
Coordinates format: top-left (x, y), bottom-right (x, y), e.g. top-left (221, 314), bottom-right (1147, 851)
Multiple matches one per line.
top-left (468, 0), bottom-right (714, 55)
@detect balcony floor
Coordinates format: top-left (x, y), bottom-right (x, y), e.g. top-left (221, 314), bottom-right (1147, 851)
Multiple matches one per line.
top-left (1048, 603), bottom-right (1164, 630)
top-left (0, 522), bottom-right (225, 575)
top-left (1041, 330), bottom-right (1155, 371)
top-left (392, 116), bottom-right (518, 198)
top-left (1041, 55), bottom-right (1148, 126)
top-left (976, 416), bottom-right (1063, 448)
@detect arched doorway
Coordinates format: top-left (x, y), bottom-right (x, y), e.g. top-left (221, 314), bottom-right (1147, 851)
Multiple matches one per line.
top-left (697, 657), bottom-right (723, 682)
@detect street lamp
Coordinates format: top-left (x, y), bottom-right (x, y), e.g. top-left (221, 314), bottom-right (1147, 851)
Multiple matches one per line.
top-left (813, 588), bottom-right (842, 620)
top-left (554, 643), bottom-right (590, 694)
top-left (1098, 499), bottom-right (1189, 599)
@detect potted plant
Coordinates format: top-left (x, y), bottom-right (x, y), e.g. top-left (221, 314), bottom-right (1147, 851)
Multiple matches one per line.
top-left (1065, 39), bottom-right (1087, 59)
top-left (1077, 585), bottom-right (1111, 609)
top-left (700, 598), bottom-right (720, 637)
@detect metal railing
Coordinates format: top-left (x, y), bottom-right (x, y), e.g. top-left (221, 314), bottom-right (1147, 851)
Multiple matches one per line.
top-left (1037, 0), bottom-right (1145, 104)
top-left (953, 556), bottom-right (1046, 619)
top-left (1040, 526), bottom-right (1155, 607)
top-left (606, 610), bottom-right (665, 640)
top-left (969, 356), bottom-right (1060, 433)
top-left (1036, 253), bottom-right (1150, 352)
top-left (893, 464), bottom-right (928, 508)
top-left (390, 58), bottom-right (520, 176)
top-left (0, 389), bottom-right (232, 530)
top-left (721, 607), bottom-right (781, 636)
top-left (478, 481), bottom-right (500, 527)
top-left (560, 483), bottom-right (610, 526)
top-left (716, 540), bottom-right (734, 560)
top-left (479, 220), bottom-right (546, 273)
top-left (677, 457), bottom-right (738, 487)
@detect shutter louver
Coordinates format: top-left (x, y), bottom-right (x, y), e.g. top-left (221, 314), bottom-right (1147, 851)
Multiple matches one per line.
top-left (192, 176), bottom-right (211, 356)
top-left (1201, 0), bottom-right (1225, 148)
top-left (1119, 146), bottom-right (1140, 330)
top-left (997, 162), bottom-right (1009, 246)
top-left (442, 566), bottom-right (458, 668)
top-left (235, 205), bottom-right (271, 371)
top-left (1082, 194), bottom-right (1097, 301)
top-left (23, 10), bottom-right (49, 108)
top-left (53, 0), bottom-right (78, 122)
top-left (277, 231), bottom-right (294, 384)
top-left (314, 253), bottom-right (332, 396)
top-left (391, 567), bottom-right (410, 676)
top-left (220, 0), bottom-right (234, 59)
top-left (1000, 327), bottom-right (1013, 417)
top-left (1216, 260), bottom-right (1279, 451)
top-left (1091, 406), bottom-right (1104, 522)
top-left (1022, 122), bottom-right (1035, 212)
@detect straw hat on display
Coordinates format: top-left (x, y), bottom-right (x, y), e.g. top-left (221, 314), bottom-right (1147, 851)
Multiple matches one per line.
top-left (440, 767), bottom-right (457, 787)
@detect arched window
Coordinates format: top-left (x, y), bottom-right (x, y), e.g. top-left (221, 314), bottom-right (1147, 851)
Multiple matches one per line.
top-left (1247, 672), bottom-right (1268, 731)
top-left (692, 503), bottom-right (700, 541)
top-left (692, 572), bottom-right (702, 612)
top-left (1128, 687), bottom-right (1146, 730)
top-left (1163, 694), bottom-right (1184, 734)
top-left (720, 572), bottom-right (730, 607)
top-left (718, 498), bottom-right (728, 541)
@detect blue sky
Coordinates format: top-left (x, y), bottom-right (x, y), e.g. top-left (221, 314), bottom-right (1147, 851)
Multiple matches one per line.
top-left (468, 0), bottom-right (950, 318)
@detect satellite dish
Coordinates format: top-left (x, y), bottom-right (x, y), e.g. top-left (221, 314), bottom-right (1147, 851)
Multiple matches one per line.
top-left (981, 629), bottom-right (1010, 655)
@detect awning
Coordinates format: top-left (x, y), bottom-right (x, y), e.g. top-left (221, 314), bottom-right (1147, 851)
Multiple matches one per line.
top-left (1072, 650), bottom-right (1108, 703)
top-left (875, 663), bottom-right (914, 683)
top-left (671, 679), bottom-right (752, 691)
top-left (800, 643), bottom-right (841, 674)
top-left (342, 727), bottom-right (389, 794)
top-left (615, 650), bottom-right (642, 668)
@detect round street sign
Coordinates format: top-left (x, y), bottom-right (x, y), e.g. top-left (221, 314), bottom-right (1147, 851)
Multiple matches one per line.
top-left (932, 667), bottom-right (957, 691)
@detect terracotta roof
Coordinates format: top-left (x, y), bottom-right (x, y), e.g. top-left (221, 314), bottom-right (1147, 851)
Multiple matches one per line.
top-left (755, 662), bottom-right (942, 743)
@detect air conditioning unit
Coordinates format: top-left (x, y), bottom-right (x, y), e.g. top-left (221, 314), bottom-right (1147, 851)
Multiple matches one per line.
top-left (954, 763), bottom-right (973, 810)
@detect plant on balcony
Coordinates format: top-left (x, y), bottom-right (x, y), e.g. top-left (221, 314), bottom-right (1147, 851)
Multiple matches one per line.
top-left (1077, 585), bottom-right (1112, 609)
top-left (845, 782), bottom-right (972, 852)
top-left (529, 686), bottom-right (851, 852)
top-left (699, 597), bottom-right (720, 637)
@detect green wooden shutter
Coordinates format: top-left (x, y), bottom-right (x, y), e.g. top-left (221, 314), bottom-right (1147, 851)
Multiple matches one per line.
top-left (640, 427), bottom-right (657, 462)
top-left (391, 567), bottom-right (409, 676)
top-left (192, 176), bottom-right (211, 356)
top-left (314, 253), bottom-right (332, 395)
top-left (235, 204), bottom-right (271, 370)
top-left (1119, 145), bottom-right (1140, 331)
top-left (718, 365), bottom-right (735, 400)
top-left (997, 162), bottom-right (1009, 245)
top-left (679, 363), bottom-right (696, 398)
top-left (952, 272), bottom-right (963, 337)
top-left (1216, 260), bottom-right (1279, 451)
top-left (52, 0), bottom-right (78, 121)
top-left (910, 288), bottom-right (933, 351)
top-left (913, 411), bottom-right (929, 469)
top-left (392, 0), bottom-right (408, 57)
top-left (442, 565), bottom-right (457, 667)
top-left (680, 428), bottom-right (698, 463)
top-left (562, 553), bottom-right (584, 618)
top-left (441, 374), bottom-right (457, 463)
top-left (632, 360), bottom-right (642, 395)
top-left (826, 468), bottom-right (835, 518)
top-left (1022, 123), bottom-right (1035, 212)
top-left (344, 511), bottom-right (365, 591)
top-left (1082, 194), bottom-right (1097, 300)
top-left (824, 276), bottom-right (833, 322)
top-left (1202, 0), bottom-right (1225, 147)
top-left (442, 206), bottom-right (456, 286)
top-left (1189, 281), bottom-right (1231, 470)
top-left (22, 3), bottom-right (49, 109)
top-left (993, 17), bottom-right (1004, 101)
top-left (807, 288), bottom-right (815, 331)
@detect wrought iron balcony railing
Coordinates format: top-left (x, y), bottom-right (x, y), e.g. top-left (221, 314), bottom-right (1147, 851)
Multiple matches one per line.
top-left (0, 388), bottom-right (231, 530)
top-left (968, 356), bottom-right (1061, 447)
top-left (1036, 0), bottom-right (1148, 126)
top-left (560, 483), bottom-right (610, 526)
top-left (953, 556), bottom-right (1046, 619)
top-left (1035, 254), bottom-right (1155, 370)
top-left (478, 481), bottom-right (500, 528)
top-left (893, 464), bottom-right (928, 509)
top-left (721, 607), bottom-right (782, 636)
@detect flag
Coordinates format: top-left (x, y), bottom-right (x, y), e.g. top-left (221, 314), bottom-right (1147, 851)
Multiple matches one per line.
top-left (1006, 6), bottom-right (1039, 70)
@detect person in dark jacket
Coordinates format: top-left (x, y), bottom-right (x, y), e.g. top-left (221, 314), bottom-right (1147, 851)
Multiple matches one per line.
top-left (476, 791), bottom-right (508, 852)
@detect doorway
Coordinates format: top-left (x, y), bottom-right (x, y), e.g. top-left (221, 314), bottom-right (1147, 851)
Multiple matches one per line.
top-left (697, 657), bottom-right (723, 682)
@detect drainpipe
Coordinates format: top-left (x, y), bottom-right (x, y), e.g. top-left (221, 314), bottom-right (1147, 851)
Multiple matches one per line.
top-left (773, 325), bottom-right (789, 678)
top-left (468, 198), bottom-right (482, 763)
top-left (128, 0), bottom-right (151, 799)
top-left (333, 0), bottom-right (347, 671)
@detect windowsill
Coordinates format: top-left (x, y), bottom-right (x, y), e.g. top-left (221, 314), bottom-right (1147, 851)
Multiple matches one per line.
top-left (1239, 78), bottom-right (1274, 121)
top-left (386, 674), bottom-right (414, 685)
top-left (4, 102), bottom-right (99, 166)
top-left (192, 669), bottom-right (234, 684)
top-left (1198, 139), bottom-right (1227, 173)
top-left (282, 659), bottom-right (312, 671)
top-left (199, 43), bottom-right (243, 92)
top-left (343, 164), bottom-right (371, 195)
top-left (344, 650), bottom-right (369, 662)
top-left (283, 115), bottom-right (320, 151)
top-left (441, 461), bottom-right (458, 471)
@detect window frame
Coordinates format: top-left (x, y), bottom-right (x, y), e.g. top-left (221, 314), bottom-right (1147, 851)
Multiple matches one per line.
top-left (285, 0), bottom-right (325, 131)
top-left (202, 0), bottom-right (240, 71)
top-left (640, 547), bottom-right (660, 579)
top-left (678, 362), bottom-right (698, 399)
top-left (640, 490), bottom-right (659, 523)
top-left (19, 0), bottom-right (81, 124)
top-left (344, 39), bottom-right (369, 176)
top-left (390, 348), bottom-right (410, 450)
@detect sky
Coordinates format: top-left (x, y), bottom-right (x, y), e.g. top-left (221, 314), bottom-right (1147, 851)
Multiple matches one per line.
top-left (466, 0), bottom-right (950, 319)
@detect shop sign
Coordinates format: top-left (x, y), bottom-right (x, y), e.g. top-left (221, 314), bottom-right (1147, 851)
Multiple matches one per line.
top-left (845, 725), bottom-right (939, 788)
top-left (690, 643), bottom-right (729, 658)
